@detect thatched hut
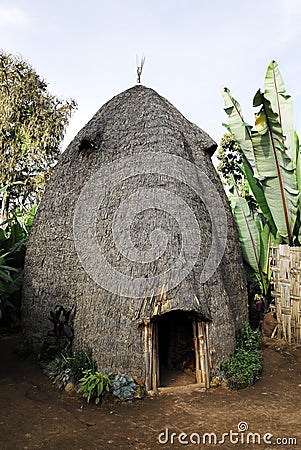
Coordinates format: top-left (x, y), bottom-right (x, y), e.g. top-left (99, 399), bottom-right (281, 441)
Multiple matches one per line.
top-left (22, 85), bottom-right (248, 390)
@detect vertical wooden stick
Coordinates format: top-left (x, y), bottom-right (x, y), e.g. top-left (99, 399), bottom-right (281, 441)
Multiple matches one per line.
top-left (192, 319), bottom-right (202, 384)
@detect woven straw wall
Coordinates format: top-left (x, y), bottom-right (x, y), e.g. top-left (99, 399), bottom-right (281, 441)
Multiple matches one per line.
top-left (270, 245), bottom-right (301, 343)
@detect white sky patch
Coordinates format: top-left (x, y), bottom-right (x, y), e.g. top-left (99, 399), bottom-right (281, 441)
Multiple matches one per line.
top-left (277, 0), bottom-right (301, 44)
top-left (0, 4), bottom-right (31, 28)
top-left (0, 0), bottom-right (300, 147)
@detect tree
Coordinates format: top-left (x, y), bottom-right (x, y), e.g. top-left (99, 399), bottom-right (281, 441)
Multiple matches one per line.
top-left (217, 133), bottom-right (243, 186)
top-left (0, 51), bottom-right (77, 220)
top-left (217, 133), bottom-right (258, 207)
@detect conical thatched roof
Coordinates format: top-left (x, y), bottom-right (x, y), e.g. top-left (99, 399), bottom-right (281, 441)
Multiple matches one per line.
top-left (22, 85), bottom-right (248, 387)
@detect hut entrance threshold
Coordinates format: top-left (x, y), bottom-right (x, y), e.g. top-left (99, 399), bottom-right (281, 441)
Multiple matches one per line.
top-left (142, 311), bottom-right (210, 392)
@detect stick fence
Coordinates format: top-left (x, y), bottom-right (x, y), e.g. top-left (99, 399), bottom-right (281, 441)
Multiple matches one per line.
top-left (270, 245), bottom-right (301, 344)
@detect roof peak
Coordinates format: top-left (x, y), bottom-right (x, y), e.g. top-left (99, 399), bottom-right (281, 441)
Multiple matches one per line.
top-left (99, 84), bottom-right (217, 156)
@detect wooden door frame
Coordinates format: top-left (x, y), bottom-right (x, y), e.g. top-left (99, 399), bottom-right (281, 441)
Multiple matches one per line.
top-left (192, 317), bottom-right (210, 388)
top-left (142, 312), bottom-right (210, 391)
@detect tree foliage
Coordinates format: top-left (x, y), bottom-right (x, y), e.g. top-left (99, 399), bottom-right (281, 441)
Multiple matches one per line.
top-left (0, 51), bottom-right (77, 218)
top-left (217, 133), bottom-right (243, 185)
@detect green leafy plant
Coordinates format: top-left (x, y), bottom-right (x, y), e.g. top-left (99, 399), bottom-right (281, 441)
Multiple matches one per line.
top-left (236, 321), bottom-right (262, 351)
top-left (221, 61), bottom-right (301, 315)
top-left (42, 346), bottom-right (96, 391)
top-left (0, 252), bottom-right (22, 317)
top-left (78, 369), bottom-right (112, 405)
top-left (230, 183), bottom-right (271, 296)
top-left (66, 348), bottom-right (95, 383)
top-left (221, 323), bottom-right (262, 390)
top-left (0, 203), bottom-right (37, 322)
top-left (222, 60), bottom-right (300, 246)
top-left (41, 337), bottom-right (143, 403)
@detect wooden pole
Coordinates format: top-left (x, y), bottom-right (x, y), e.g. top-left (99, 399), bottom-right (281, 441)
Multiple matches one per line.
top-left (192, 319), bottom-right (202, 384)
top-left (197, 322), bottom-right (206, 385)
top-left (143, 322), bottom-right (151, 391)
top-left (152, 321), bottom-right (159, 390)
top-left (204, 322), bottom-right (211, 388)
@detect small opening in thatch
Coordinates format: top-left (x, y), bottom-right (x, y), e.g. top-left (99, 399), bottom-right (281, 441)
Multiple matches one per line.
top-left (157, 310), bottom-right (196, 387)
top-left (78, 138), bottom-right (95, 155)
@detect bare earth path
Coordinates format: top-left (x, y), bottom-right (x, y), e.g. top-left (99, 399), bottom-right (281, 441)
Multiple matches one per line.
top-left (0, 334), bottom-right (300, 450)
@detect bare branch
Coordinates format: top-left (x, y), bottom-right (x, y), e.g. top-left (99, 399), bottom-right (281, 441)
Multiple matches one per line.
top-left (136, 55), bottom-right (146, 84)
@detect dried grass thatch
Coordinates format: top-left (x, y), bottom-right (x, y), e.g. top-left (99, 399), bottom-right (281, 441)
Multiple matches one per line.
top-left (22, 85), bottom-right (248, 389)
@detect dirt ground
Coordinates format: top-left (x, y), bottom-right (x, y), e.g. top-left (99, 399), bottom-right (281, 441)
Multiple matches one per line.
top-left (0, 334), bottom-right (300, 450)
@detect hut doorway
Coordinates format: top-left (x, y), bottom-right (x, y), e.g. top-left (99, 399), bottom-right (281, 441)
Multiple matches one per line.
top-left (157, 311), bottom-right (196, 387)
top-left (142, 311), bottom-right (210, 391)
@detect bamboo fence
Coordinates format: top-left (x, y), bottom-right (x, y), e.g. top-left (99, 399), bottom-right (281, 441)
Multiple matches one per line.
top-left (270, 245), bottom-right (301, 343)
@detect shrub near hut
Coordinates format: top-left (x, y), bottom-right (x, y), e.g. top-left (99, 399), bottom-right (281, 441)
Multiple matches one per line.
top-left (220, 323), bottom-right (262, 390)
top-left (40, 306), bottom-right (144, 402)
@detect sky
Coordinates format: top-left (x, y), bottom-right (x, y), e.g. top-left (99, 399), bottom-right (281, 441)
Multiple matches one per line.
top-left (1, 0), bottom-right (301, 155)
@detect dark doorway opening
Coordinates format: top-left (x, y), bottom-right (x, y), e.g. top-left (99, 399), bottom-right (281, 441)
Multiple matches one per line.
top-left (157, 310), bottom-right (196, 387)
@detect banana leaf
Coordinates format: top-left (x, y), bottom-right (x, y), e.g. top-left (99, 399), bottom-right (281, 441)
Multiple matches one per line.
top-left (222, 88), bottom-right (277, 235)
top-left (295, 132), bottom-right (301, 192)
top-left (258, 222), bottom-right (271, 295)
top-left (1, 269), bottom-right (23, 296)
top-left (240, 154), bottom-right (277, 236)
top-left (252, 90), bottom-right (299, 243)
top-left (258, 221), bottom-right (271, 275)
top-left (222, 87), bottom-right (259, 178)
top-left (231, 192), bottom-right (270, 294)
top-left (264, 60), bottom-right (296, 166)
top-left (223, 61), bottom-right (300, 245)
top-left (230, 193), bottom-right (261, 274)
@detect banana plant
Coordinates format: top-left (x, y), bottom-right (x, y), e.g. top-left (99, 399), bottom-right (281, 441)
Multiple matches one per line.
top-left (230, 180), bottom-right (271, 295)
top-left (0, 202), bottom-right (37, 319)
top-left (0, 252), bottom-right (22, 318)
top-left (264, 60), bottom-right (296, 166)
top-left (222, 60), bottom-right (300, 246)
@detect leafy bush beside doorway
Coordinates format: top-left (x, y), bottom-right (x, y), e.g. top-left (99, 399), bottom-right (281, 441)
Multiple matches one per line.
top-left (220, 323), bottom-right (262, 390)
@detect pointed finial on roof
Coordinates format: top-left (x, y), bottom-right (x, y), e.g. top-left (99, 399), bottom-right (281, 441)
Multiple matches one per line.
top-left (136, 55), bottom-right (146, 84)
